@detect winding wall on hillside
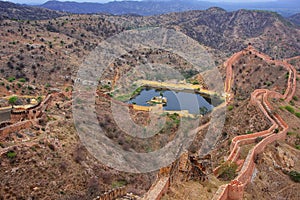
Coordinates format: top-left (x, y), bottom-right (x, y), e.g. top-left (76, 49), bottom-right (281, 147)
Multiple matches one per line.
top-left (213, 46), bottom-right (296, 200)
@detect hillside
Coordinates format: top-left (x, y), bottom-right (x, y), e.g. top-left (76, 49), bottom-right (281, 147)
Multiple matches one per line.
top-left (0, 7), bottom-right (300, 200)
top-left (39, 0), bottom-right (210, 16)
top-left (289, 13), bottom-right (300, 26)
top-left (0, 1), bottom-right (66, 20)
top-left (0, 8), bottom-right (299, 93)
top-left (39, 0), bottom-right (300, 17)
top-left (116, 8), bottom-right (300, 59)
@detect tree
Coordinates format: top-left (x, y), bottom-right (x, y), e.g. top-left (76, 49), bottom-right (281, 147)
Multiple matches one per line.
top-left (8, 96), bottom-right (18, 106)
top-left (199, 106), bottom-right (209, 115)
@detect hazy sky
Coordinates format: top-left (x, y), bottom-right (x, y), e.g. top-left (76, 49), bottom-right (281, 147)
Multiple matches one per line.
top-left (5, 0), bottom-right (277, 5)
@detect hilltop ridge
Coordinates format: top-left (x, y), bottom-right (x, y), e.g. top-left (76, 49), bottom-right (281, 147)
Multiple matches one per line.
top-left (0, 0), bottom-right (67, 20)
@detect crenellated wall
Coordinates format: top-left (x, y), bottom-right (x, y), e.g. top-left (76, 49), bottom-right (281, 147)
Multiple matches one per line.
top-left (0, 120), bottom-right (33, 138)
top-left (0, 121), bottom-right (12, 129)
top-left (140, 46), bottom-right (297, 200)
top-left (0, 94), bottom-right (53, 137)
top-left (98, 187), bottom-right (127, 200)
top-left (9, 94), bottom-right (52, 123)
top-left (213, 46), bottom-right (296, 200)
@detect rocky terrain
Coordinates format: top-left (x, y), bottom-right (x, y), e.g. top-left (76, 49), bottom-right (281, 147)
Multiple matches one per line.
top-left (289, 13), bottom-right (300, 26)
top-left (0, 3), bottom-right (299, 200)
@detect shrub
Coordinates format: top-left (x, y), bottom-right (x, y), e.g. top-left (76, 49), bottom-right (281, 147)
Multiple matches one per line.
top-left (288, 171), bottom-right (300, 183)
top-left (199, 106), bottom-right (209, 115)
top-left (37, 96), bottom-right (43, 102)
top-left (227, 105), bottom-right (234, 111)
top-left (8, 77), bottom-right (15, 82)
top-left (255, 136), bottom-right (264, 143)
top-left (8, 96), bottom-right (18, 105)
top-left (18, 78), bottom-right (26, 82)
top-left (111, 180), bottom-right (127, 188)
top-left (293, 96), bottom-right (298, 101)
top-left (287, 132), bottom-right (295, 136)
top-left (295, 113), bottom-right (300, 118)
top-left (285, 105), bottom-right (295, 114)
top-left (7, 151), bottom-right (17, 159)
top-left (285, 72), bottom-right (289, 79)
top-left (217, 162), bottom-right (238, 181)
top-left (192, 80), bottom-right (199, 85)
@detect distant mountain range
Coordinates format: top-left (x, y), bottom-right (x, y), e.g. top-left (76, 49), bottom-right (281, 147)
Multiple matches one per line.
top-left (0, 1), bottom-right (66, 20)
top-left (38, 0), bottom-right (300, 17)
top-left (0, 0), bottom-right (300, 26)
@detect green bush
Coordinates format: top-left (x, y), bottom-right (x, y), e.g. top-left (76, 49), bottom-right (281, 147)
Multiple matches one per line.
top-left (255, 136), bottom-right (263, 143)
top-left (285, 72), bottom-right (289, 79)
top-left (287, 132), bottom-right (295, 136)
top-left (288, 171), bottom-right (300, 183)
top-left (7, 151), bottom-right (17, 159)
top-left (293, 96), bottom-right (298, 101)
top-left (7, 77), bottom-right (15, 82)
top-left (295, 113), bottom-right (300, 118)
top-left (8, 96), bottom-right (18, 105)
top-left (217, 162), bottom-right (238, 181)
top-left (45, 83), bottom-right (51, 88)
top-left (227, 105), bottom-right (234, 111)
top-left (111, 180), bottom-right (126, 188)
top-left (132, 87), bottom-right (143, 96)
top-left (192, 80), bottom-right (200, 85)
top-left (18, 78), bottom-right (26, 83)
top-left (37, 96), bottom-right (43, 103)
top-left (285, 105), bottom-right (295, 114)
top-left (290, 101), bottom-right (295, 106)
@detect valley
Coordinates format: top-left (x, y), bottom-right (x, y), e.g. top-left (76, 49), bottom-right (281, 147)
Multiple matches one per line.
top-left (0, 1), bottom-right (300, 200)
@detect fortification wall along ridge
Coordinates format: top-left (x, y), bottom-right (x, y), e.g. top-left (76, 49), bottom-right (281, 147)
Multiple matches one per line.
top-left (141, 46), bottom-right (297, 200)
top-left (213, 46), bottom-right (296, 200)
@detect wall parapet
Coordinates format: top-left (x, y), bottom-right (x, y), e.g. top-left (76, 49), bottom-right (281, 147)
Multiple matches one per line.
top-left (214, 46), bottom-right (296, 200)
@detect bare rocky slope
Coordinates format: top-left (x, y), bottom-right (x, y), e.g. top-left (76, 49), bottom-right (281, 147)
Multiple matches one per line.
top-left (289, 13), bottom-right (300, 26)
top-left (0, 5), bottom-right (300, 200)
top-left (0, 8), bottom-right (299, 92)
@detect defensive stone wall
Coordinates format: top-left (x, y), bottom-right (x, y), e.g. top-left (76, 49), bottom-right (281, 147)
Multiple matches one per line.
top-left (0, 120), bottom-right (33, 137)
top-left (98, 187), bottom-right (127, 200)
top-left (213, 46), bottom-right (296, 200)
